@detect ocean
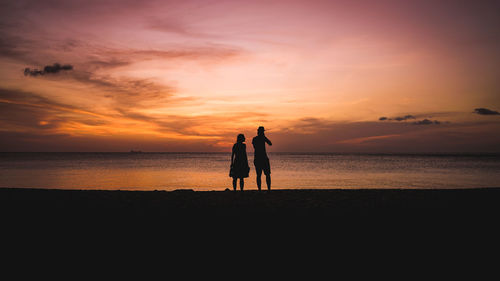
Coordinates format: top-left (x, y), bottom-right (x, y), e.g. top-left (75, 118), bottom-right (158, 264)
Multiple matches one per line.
top-left (0, 152), bottom-right (499, 190)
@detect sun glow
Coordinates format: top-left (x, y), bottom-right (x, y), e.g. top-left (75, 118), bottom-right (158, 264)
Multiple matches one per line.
top-left (1, 0), bottom-right (499, 152)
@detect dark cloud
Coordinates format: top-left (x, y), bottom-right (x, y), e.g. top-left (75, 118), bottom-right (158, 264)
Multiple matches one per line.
top-left (413, 119), bottom-right (433, 125)
top-left (379, 115), bottom-right (416, 121)
top-left (412, 119), bottom-right (442, 125)
top-left (379, 115), bottom-right (446, 125)
top-left (24, 63), bottom-right (73, 76)
top-left (474, 108), bottom-right (500, 115)
top-left (394, 115), bottom-right (415, 121)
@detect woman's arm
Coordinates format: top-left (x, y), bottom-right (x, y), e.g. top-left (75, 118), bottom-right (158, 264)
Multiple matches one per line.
top-left (231, 145), bottom-right (235, 165)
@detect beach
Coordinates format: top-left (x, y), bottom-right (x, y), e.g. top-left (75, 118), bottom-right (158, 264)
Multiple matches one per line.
top-left (4, 186), bottom-right (500, 258)
top-left (3, 187), bottom-right (499, 222)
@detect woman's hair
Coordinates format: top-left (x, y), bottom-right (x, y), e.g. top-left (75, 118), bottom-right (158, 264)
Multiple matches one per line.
top-left (236, 134), bottom-right (245, 143)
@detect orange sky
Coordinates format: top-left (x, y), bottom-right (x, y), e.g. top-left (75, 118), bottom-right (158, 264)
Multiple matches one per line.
top-left (1, 0), bottom-right (500, 152)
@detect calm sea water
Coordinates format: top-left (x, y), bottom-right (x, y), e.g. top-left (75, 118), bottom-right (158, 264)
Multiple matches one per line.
top-left (0, 152), bottom-right (499, 190)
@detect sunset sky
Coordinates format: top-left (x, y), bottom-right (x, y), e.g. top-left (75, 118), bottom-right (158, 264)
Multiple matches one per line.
top-left (1, 0), bottom-right (499, 152)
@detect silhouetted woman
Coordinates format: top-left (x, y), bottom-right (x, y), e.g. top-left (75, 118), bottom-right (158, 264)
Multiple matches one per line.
top-left (230, 134), bottom-right (250, 191)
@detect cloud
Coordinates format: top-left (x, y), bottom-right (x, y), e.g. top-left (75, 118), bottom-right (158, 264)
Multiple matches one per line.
top-left (413, 119), bottom-right (442, 125)
top-left (67, 71), bottom-right (177, 109)
top-left (379, 115), bottom-right (416, 121)
top-left (24, 63), bottom-right (73, 76)
top-left (474, 108), bottom-right (500, 115)
top-left (0, 31), bottom-right (41, 64)
top-left (394, 115), bottom-right (415, 121)
top-left (379, 112), bottom-right (455, 125)
top-left (147, 18), bottom-right (210, 38)
top-left (114, 46), bottom-right (243, 63)
top-left (0, 87), bottom-right (109, 131)
top-left (378, 115), bottom-right (443, 125)
top-left (272, 117), bottom-right (500, 153)
top-left (0, 87), bottom-right (218, 144)
top-left (115, 107), bottom-right (269, 138)
top-left (279, 117), bottom-right (336, 134)
top-left (336, 134), bottom-right (401, 145)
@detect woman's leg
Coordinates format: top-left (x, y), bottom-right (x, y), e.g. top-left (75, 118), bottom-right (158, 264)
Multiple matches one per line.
top-left (255, 168), bottom-right (262, 191)
top-left (240, 178), bottom-right (244, 191)
top-left (232, 177), bottom-right (237, 191)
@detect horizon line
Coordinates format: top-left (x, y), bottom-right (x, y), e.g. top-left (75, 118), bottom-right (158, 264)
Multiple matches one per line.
top-left (1, 151), bottom-right (499, 155)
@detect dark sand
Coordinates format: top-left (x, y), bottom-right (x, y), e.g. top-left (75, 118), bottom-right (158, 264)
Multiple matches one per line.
top-left (2, 187), bottom-right (499, 221)
top-left (3, 187), bottom-right (500, 255)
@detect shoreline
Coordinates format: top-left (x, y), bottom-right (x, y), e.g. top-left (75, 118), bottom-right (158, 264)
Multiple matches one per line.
top-left (4, 187), bottom-right (500, 244)
top-left (2, 187), bottom-right (500, 219)
top-left (3, 186), bottom-right (499, 191)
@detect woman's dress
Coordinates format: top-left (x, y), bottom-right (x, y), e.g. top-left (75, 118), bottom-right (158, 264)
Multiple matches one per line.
top-left (230, 143), bottom-right (250, 178)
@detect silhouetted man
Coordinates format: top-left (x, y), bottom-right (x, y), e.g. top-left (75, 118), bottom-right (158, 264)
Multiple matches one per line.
top-left (252, 126), bottom-right (272, 191)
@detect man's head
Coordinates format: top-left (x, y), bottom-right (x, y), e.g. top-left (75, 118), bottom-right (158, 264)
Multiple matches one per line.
top-left (257, 126), bottom-right (265, 136)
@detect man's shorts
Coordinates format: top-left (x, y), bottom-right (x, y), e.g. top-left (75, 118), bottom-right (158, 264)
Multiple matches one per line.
top-left (254, 157), bottom-right (271, 175)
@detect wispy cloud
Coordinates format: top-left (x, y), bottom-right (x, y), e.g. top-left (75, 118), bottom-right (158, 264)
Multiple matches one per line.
top-left (147, 18), bottom-right (214, 38)
top-left (0, 88), bottom-right (110, 135)
top-left (69, 72), bottom-right (176, 107)
top-left (336, 134), bottom-right (401, 145)
top-left (0, 86), bottom-right (270, 147)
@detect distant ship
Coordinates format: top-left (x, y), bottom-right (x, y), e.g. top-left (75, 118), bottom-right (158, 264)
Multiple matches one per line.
top-left (130, 150), bottom-right (142, 153)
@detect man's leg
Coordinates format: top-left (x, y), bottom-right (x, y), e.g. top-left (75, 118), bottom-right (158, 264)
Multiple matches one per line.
top-left (232, 178), bottom-right (237, 191)
top-left (264, 159), bottom-right (271, 191)
top-left (240, 178), bottom-right (244, 191)
top-left (265, 174), bottom-right (271, 191)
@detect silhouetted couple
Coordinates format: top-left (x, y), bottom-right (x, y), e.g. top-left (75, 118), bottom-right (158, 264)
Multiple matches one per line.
top-left (230, 126), bottom-right (272, 191)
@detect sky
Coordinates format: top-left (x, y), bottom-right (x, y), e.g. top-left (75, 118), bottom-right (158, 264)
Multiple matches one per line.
top-left (1, 0), bottom-right (500, 152)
